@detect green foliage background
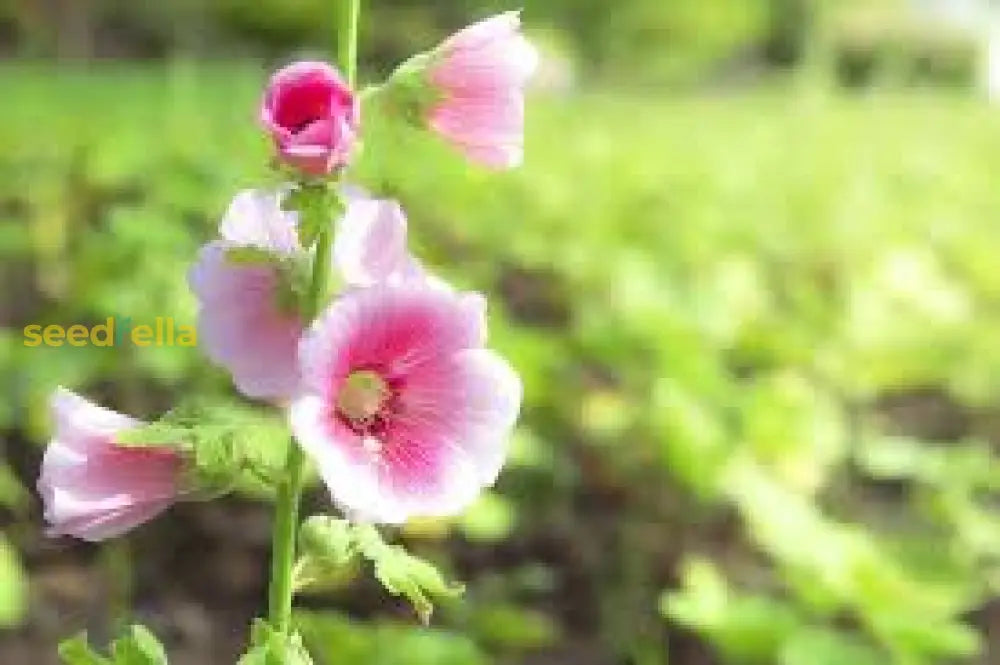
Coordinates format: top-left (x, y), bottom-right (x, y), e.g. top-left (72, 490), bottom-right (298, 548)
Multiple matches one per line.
top-left (3, 1), bottom-right (1000, 663)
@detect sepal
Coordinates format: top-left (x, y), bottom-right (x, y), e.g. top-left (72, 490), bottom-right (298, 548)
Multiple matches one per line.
top-left (370, 53), bottom-right (444, 126)
top-left (115, 399), bottom-right (290, 495)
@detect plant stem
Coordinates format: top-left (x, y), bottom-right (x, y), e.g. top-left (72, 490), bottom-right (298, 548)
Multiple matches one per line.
top-left (266, 0), bottom-right (362, 633)
top-left (266, 438), bottom-right (306, 633)
top-left (339, 0), bottom-right (362, 87)
top-left (266, 225), bottom-right (331, 634)
top-left (103, 539), bottom-right (132, 634)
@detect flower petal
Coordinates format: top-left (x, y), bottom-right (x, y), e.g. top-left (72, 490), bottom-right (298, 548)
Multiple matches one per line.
top-left (50, 387), bottom-right (139, 450)
top-left (432, 33), bottom-right (538, 93)
top-left (429, 92), bottom-right (525, 169)
top-left (189, 243), bottom-right (302, 400)
top-left (297, 285), bottom-right (487, 399)
top-left (218, 189), bottom-right (301, 256)
top-left (46, 498), bottom-right (174, 542)
top-left (334, 198), bottom-right (412, 287)
top-left (439, 11), bottom-right (522, 54)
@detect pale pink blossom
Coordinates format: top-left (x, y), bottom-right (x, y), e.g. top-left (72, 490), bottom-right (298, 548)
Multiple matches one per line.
top-left (426, 12), bottom-right (538, 169)
top-left (333, 196), bottom-right (425, 287)
top-left (38, 389), bottom-right (181, 542)
top-left (260, 61), bottom-right (360, 176)
top-left (190, 189), bottom-right (423, 400)
top-left (189, 190), bottom-right (304, 400)
top-left (290, 285), bottom-right (522, 524)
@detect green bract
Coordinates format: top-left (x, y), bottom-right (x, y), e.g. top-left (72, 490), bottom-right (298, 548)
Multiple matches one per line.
top-left (281, 183), bottom-right (345, 250)
top-left (116, 399), bottom-right (290, 494)
top-left (294, 519), bottom-right (463, 623)
top-left (372, 52), bottom-right (445, 126)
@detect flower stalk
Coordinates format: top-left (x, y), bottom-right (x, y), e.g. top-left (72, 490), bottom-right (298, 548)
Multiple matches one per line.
top-left (266, 0), bottom-right (362, 635)
top-left (340, 0), bottom-right (362, 88)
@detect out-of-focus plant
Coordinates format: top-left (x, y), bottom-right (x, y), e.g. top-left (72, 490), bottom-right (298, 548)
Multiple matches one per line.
top-left (0, 533), bottom-right (27, 628)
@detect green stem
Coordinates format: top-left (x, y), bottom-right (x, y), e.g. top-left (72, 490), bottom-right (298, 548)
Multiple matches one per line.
top-left (266, 227), bottom-right (332, 634)
top-left (339, 0), bottom-right (362, 87)
top-left (103, 539), bottom-right (132, 634)
top-left (266, 438), bottom-right (305, 633)
top-left (265, 0), bottom-right (362, 635)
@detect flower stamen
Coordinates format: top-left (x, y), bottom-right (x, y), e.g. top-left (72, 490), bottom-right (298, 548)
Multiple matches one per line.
top-left (337, 370), bottom-right (390, 424)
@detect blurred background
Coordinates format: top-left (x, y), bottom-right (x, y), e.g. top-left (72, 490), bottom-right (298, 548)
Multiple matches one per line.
top-left (4, 0), bottom-right (1000, 663)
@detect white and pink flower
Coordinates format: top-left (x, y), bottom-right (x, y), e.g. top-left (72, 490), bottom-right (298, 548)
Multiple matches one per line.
top-left (189, 189), bottom-right (424, 401)
top-left (38, 389), bottom-right (181, 542)
top-left (189, 190), bottom-right (304, 400)
top-left (260, 61), bottom-right (360, 176)
top-left (290, 285), bottom-right (522, 524)
top-left (424, 12), bottom-right (538, 169)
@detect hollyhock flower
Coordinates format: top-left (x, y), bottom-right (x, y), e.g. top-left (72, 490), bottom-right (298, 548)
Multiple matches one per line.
top-left (190, 189), bottom-right (423, 400)
top-left (290, 285), bottom-right (522, 524)
top-left (261, 61), bottom-right (360, 176)
top-left (189, 189), bottom-right (304, 400)
top-left (388, 12), bottom-right (537, 169)
top-left (38, 389), bottom-right (181, 542)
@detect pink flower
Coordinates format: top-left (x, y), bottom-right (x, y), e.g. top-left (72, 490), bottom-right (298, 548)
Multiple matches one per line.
top-left (38, 389), bottom-right (181, 542)
top-left (261, 62), bottom-right (360, 176)
top-left (189, 190), bottom-right (304, 400)
top-left (426, 12), bottom-right (538, 169)
top-left (290, 285), bottom-right (522, 524)
top-left (190, 189), bottom-right (424, 401)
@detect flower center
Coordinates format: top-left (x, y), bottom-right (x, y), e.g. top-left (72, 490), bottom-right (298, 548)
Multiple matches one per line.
top-left (337, 370), bottom-right (389, 423)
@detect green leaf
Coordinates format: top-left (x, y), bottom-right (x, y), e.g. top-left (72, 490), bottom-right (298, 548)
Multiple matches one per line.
top-left (238, 620), bottom-right (313, 665)
top-left (663, 557), bottom-right (801, 662)
top-left (780, 628), bottom-right (885, 665)
top-left (296, 611), bottom-right (488, 665)
top-left (355, 525), bottom-right (464, 624)
top-left (111, 625), bottom-right (168, 665)
top-left (0, 464), bottom-right (28, 513)
top-left (468, 604), bottom-right (560, 651)
top-left (458, 492), bottom-right (516, 544)
top-left (59, 626), bottom-right (167, 665)
top-left (58, 633), bottom-right (111, 665)
top-left (0, 534), bottom-right (27, 628)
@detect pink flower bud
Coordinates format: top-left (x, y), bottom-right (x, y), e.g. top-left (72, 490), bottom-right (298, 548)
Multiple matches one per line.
top-left (426, 12), bottom-right (538, 169)
top-left (38, 389), bottom-right (181, 542)
top-left (260, 62), bottom-right (360, 176)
